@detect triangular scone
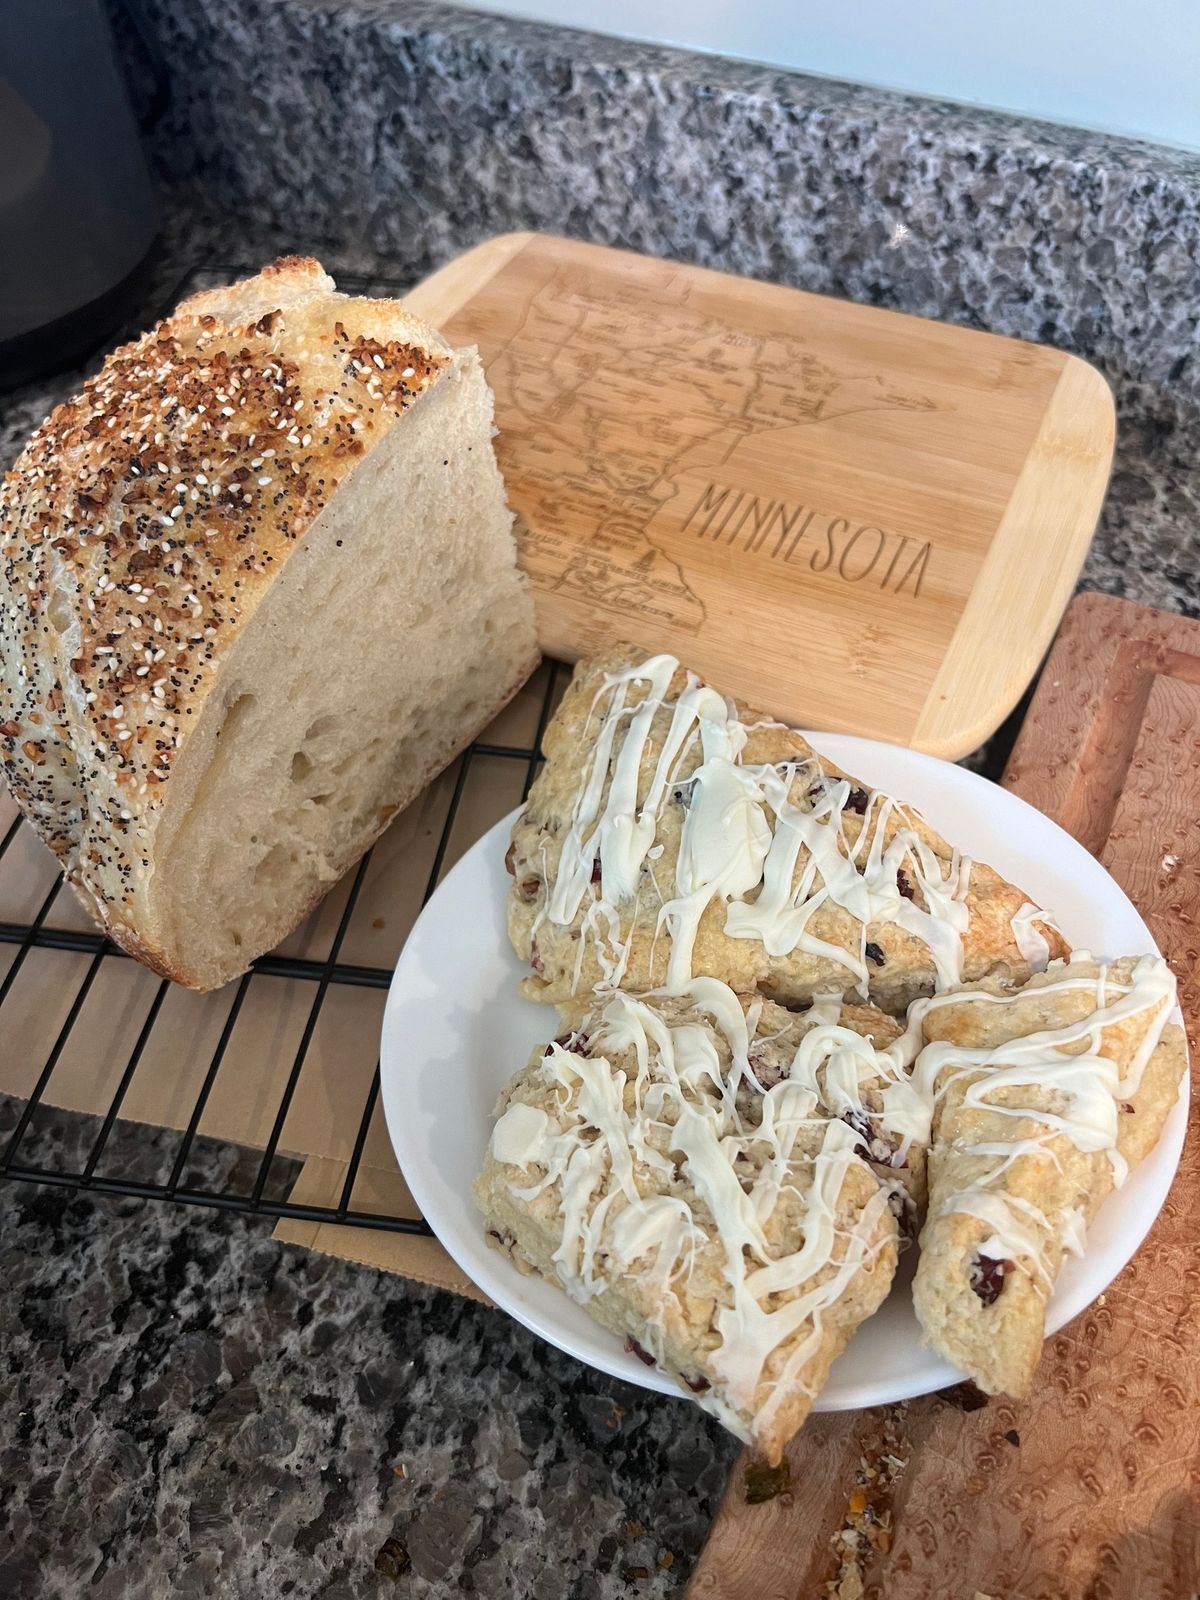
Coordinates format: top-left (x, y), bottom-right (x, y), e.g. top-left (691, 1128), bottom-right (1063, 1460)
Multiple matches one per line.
top-left (474, 983), bottom-right (902, 1462)
top-left (742, 995), bottom-right (929, 1213)
top-left (506, 649), bottom-right (1065, 1014)
top-left (910, 954), bottom-right (1186, 1396)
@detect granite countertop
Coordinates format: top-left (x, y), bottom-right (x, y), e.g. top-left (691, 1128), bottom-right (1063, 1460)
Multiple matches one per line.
top-left (4, 2), bottom-right (1200, 1594)
top-left (0, 1103), bottom-right (736, 1599)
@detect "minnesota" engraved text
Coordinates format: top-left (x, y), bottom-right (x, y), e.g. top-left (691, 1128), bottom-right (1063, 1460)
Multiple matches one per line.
top-left (681, 482), bottom-right (931, 598)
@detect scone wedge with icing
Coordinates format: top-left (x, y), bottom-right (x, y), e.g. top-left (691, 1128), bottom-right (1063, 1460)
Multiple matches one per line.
top-left (743, 993), bottom-right (930, 1213)
top-left (911, 953), bottom-right (1186, 1395)
top-left (474, 981), bottom-right (908, 1461)
top-left (505, 649), bottom-right (1065, 1015)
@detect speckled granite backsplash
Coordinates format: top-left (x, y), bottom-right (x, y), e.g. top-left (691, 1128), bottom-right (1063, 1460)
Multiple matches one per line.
top-left (108, 0), bottom-right (1200, 616)
top-left (123, 0), bottom-right (1200, 405)
top-left (3, 4), bottom-right (1200, 1596)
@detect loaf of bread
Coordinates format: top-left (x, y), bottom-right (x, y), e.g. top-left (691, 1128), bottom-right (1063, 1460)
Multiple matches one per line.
top-left (0, 257), bottom-right (538, 989)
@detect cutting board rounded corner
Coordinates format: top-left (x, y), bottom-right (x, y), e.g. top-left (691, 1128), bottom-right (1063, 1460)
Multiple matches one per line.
top-left (402, 232), bottom-right (537, 325)
top-left (1060, 346), bottom-right (1117, 426)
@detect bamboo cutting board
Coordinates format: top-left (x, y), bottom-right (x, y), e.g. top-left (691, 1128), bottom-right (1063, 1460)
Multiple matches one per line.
top-left (687, 592), bottom-right (1200, 1600)
top-left (406, 233), bottom-right (1115, 758)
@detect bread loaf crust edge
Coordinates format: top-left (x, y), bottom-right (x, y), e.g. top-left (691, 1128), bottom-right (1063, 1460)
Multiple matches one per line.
top-left (0, 257), bottom-right (537, 986)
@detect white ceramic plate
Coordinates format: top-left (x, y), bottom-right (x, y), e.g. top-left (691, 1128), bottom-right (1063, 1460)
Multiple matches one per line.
top-left (380, 735), bottom-right (1189, 1410)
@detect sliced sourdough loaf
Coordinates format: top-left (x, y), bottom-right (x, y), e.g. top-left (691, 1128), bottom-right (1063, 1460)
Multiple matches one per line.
top-left (0, 256), bottom-right (538, 989)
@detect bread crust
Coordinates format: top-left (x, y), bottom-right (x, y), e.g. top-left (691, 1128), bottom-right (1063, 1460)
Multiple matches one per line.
top-left (0, 257), bottom-right (501, 983)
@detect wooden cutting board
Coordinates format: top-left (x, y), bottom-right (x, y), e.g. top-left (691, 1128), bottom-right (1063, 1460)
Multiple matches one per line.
top-left (686, 591), bottom-right (1200, 1600)
top-left (406, 234), bottom-right (1115, 759)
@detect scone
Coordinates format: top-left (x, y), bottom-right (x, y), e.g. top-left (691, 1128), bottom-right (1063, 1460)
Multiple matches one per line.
top-left (737, 994), bottom-right (930, 1212)
top-left (505, 649), bottom-right (1065, 1014)
top-left (474, 981), bottom-right (903, 1462)
top-left (910, 953), bottom-right (1186, 1395)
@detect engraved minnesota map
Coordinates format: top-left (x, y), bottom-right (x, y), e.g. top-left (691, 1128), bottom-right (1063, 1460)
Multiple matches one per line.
top-left (437, 233), bottom-right (1089, 749)
top-left (475, 260), bottom-right (937, 631)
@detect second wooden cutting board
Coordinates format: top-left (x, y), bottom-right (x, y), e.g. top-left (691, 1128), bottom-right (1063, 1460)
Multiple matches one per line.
top-left (407, 233), bottom-right (1114, 759)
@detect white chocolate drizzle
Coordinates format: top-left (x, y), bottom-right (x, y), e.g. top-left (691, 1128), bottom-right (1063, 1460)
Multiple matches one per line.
top-left (487, 981), bottom-right (897, 1433)
top-left (1010, 902), bottom-right (1060, 971)
top-left (913, 953), bottom-right (1176, 1280)
top-left (542, 655), bottom-right (978, 997)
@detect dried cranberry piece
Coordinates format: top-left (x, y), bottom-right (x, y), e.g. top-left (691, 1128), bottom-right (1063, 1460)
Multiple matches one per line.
top-left (517, 875), bottom-right (540, 903)
top-left (547, 1030), bottom-right (589, 1056)
top-left (530, 940), bottom-right (543, 976)
top-left (504, 841), bottom-right (518, 876)
top-left (807, 780), bottom-right (827, 805)
top-left (970, 1253), bottom-right (1013, 1306)
top-left (842, 1107), bottom-right (873, 1147)
top-left (939, 1380), bottom-right (988, 1412)
top-left (747, 1043), bottom-right (786, 1091)
top-left (897, 868), bottom-right (915, 901)
top-left (625, 1335), bottom-right (656, 1367)
top-left (683, 1373), bottom-right (711, 1393)
top-left (865, 941), bottom-right (886, 966)
top-left (1120, 1101), bottom-right (1135, 1113)
top-left (590, 856), bottom-right (602, 884)
top-left (888, 1188), bottom-right (918, 1242)
top-left (844, 786), bottom-right (870, 815)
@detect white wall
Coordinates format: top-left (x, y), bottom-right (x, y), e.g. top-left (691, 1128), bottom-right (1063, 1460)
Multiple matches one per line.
top-left (446, 0), bottom-right (1200, 150)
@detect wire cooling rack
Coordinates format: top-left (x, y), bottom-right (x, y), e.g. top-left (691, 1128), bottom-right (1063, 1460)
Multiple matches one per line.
top-left (0, 264), bottom-right (558, 1234)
